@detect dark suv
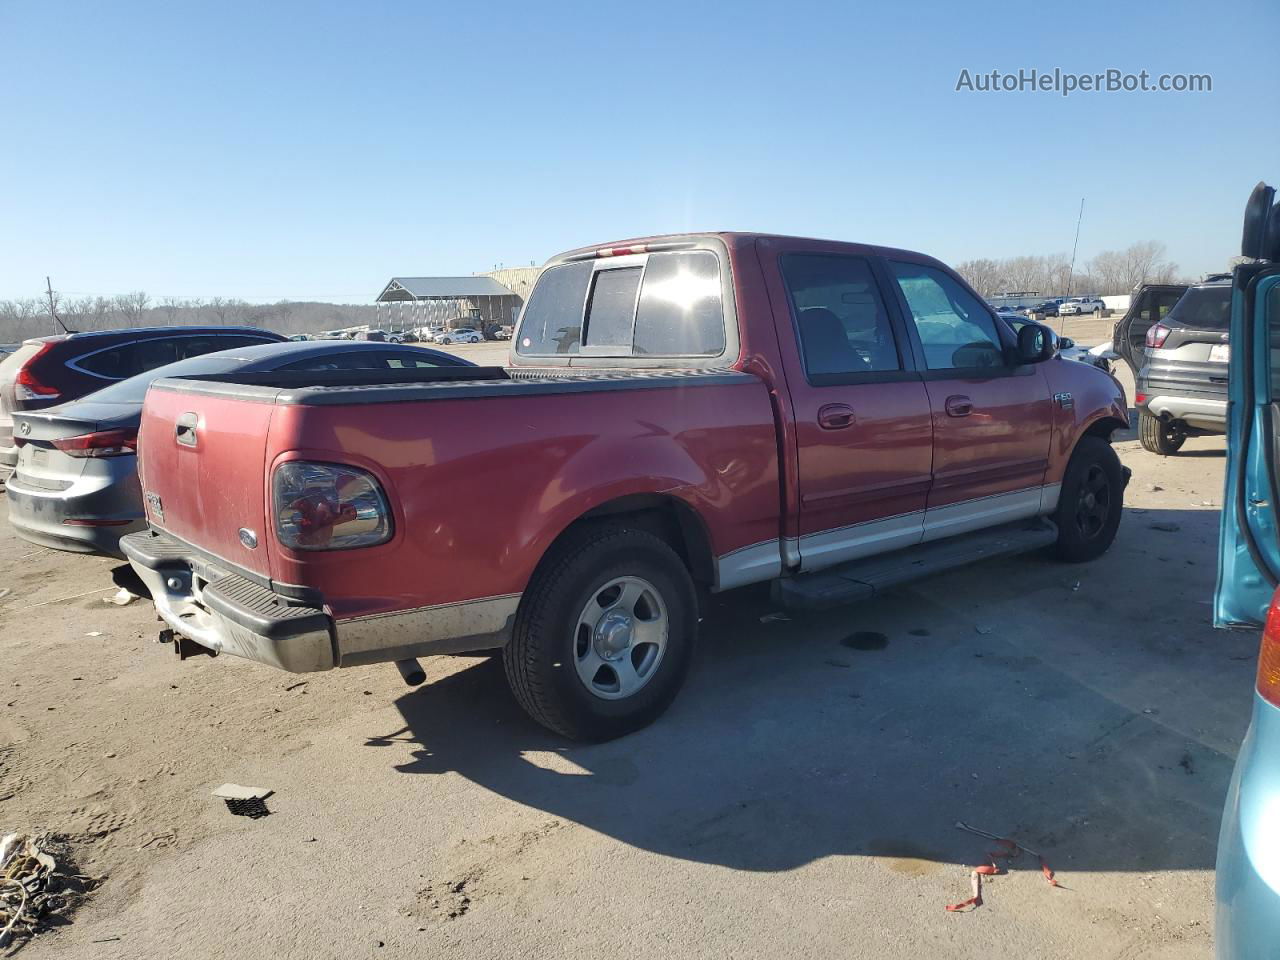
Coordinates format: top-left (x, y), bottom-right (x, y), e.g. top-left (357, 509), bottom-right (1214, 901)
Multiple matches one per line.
top-left (1128, 279), bottom-right (1231, 454)
top-left (0, 326), bottom-right (286, 478)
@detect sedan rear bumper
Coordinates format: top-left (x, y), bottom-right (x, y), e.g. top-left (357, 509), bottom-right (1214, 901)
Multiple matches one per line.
top-left (6, 471), bottom-right (145, 556)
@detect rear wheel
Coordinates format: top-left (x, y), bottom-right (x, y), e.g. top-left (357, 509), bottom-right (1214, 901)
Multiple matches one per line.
top-left (1139, 411), bottom-right (1186, 455)
top-left (503, 524), bottom-right (697, 741)
top-left (1054, 436), bottom-right (1124, 562)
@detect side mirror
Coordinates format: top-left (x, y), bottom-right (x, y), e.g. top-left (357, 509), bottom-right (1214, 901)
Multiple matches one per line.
top-left (1060, 337), bottom-right (1075, 349)
top-left (1016, 323), bottom-right (1055, 364)
top-left (1242, 181), bottom-right (1276, 259)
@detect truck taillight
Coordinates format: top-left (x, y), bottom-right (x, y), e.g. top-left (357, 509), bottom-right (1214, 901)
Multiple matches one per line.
top-left (52, 428), bottom-right (138, 458)
top-left (273, 461), bottom-right (391, 551)
top-left (1258, 588), bottom-right (1280, 708)
top-left (14, 343), bottom-right (60, 402)
top-left (1145, 323), bottom-right (1171, 348)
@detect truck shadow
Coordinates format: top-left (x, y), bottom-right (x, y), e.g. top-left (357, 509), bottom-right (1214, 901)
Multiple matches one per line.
top-left (367, 505), bottom-right (1255, 875)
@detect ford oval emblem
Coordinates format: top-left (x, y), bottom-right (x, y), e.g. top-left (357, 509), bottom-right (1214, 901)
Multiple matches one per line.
top-left (238, 528), bottom-right (259, 549)
top-left (18, 421), bottom-right (29, 436)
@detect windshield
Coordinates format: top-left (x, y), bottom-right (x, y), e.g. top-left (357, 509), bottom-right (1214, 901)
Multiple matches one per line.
top-left (1165, 285), bottom-right (1230, 331)
top-left (81, 354), bottom-right (250, 405)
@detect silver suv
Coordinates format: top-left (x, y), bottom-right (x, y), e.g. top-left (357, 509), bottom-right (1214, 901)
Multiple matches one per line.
top-left (1133, 278), bottom-right (1230, 454)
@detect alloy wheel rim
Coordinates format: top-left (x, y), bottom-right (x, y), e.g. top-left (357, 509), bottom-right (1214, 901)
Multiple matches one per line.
top-left (573, 576), bottom-right (668, 700)
top-left (1074, 465), bottom-right (1111, 540)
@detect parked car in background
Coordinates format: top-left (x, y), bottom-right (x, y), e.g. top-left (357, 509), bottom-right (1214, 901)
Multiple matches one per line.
top-left (6, 340), bottom-right (473, 557)
top-left (356, 329), bottom-right (387, 342)
top-left (493, 326), bottom-right (513, 340)
top-left (0, 326), bottom-right (286, 481)
top-left (1213, 178), bottom-right (1280, 959)
top-left (123, 231), bottom-right (1128, 741)
top-left (288, 334), bottom-right (313, 341)
top-left (434, 328), bottom-right (482, 344)
top-left (1026, 298), bottom-right (1067, 318)
top-left (1130, 277), bottom-right (1231, 454)
top-left (1059, 296), bottom-right (1106, 316)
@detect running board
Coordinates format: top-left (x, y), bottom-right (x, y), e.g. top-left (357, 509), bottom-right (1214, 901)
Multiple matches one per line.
top-left (773, 519), bottom-right (1058, 612)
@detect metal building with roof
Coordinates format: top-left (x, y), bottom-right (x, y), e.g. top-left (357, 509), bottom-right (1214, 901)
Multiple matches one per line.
top-left (374, 275), bottom-right (525, 332)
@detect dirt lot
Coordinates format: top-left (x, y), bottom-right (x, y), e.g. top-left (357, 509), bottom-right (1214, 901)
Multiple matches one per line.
top-left (0, 351), bottom-right (1256, 960)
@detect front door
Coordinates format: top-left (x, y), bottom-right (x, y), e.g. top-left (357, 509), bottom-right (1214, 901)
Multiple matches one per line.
top-left (762, 246), bottom-right (934, 572)
top-left (885, 259), bottom-right (1054, 541)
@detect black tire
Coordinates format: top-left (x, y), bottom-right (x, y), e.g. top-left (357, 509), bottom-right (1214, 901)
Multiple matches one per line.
top-left (1138, 411), bottom-right (1186, 455)
top-left (1054, 436), bottom-right (1125, 563)
top-left (502, 524), bottom-right (698, 741)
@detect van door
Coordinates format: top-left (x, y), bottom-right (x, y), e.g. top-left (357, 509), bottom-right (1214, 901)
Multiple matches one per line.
top-left (1215, 261), bottom-right (1280, 627)
top-left (759, 245), bottom-right (933, 572)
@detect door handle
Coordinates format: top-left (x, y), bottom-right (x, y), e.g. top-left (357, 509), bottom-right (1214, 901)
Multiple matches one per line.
top-left (818, 403), bottom-right (856, 430)
top-left (176, 412), bottom-right (198, 447)
top-left (944, 395), bottom-right (973, 418)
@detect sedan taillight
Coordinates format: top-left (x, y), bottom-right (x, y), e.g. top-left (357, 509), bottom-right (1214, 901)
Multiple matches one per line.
top-left (273, 461), bottom-right (391, 551)
top-left (1145, 323), bottom-right (1171, 348)
top-left (52, 428), bottom-right (138, 458)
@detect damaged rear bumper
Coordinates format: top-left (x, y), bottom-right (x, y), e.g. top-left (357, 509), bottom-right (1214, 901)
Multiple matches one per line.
top-left (121, 529), bottom-right (337, 672)
top-left (121, 528), bottom-right (520, 673)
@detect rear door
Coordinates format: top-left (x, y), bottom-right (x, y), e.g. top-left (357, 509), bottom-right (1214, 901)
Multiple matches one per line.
top-left (885, 260), bottom-right (1054, 540)
top-left (1115, 284), bottom-right (1188, 376)
top-left (761, 245), bottom-right (934, 571)
top-left (1216, 263), bottom-right (1280, 627)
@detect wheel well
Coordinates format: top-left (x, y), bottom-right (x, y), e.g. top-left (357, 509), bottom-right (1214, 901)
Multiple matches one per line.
top-left (1084, 416), bottom-right (1127, 442)
top-left (560, 494), bottom-right (716, 587)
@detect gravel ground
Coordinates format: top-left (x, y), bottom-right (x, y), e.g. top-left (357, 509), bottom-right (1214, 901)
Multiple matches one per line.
top-left (0, 356), bottom-right (1254, 960)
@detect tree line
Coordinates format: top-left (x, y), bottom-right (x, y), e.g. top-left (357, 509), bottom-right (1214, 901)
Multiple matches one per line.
top-left (0, 293), bottom-right (381, 344)
top-left (954, 240), bottom-right (1190, 300)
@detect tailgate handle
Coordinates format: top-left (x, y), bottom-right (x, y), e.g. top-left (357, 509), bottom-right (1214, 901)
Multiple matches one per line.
top-left (175, 413), bottom-right (198, 447)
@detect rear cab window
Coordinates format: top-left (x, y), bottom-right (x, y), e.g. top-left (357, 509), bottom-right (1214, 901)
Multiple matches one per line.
top-left (517, 247), bottom-right (729, 363)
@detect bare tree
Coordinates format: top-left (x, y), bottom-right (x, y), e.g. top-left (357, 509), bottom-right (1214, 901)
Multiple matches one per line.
top-left (954, 258), bottom-right (1002, 298)
top-left (160, 296), bottom-right (183, 326)
top-left (112, 290), bottom-right (151, 326)
top-left (1088, 241), bottom-right (1176, 295)
top-left (208, 296), bottom-right (229, 325)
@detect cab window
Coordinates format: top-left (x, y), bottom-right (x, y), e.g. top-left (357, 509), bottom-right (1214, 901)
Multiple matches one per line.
top-left (780, 254), bottom-right (902, 380)
top-left (889, 262), bottom-right (1005, 370)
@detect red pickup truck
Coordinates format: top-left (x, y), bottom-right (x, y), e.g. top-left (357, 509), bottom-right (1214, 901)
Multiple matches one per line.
top-left (123, 234), bottom-right (1129, 739)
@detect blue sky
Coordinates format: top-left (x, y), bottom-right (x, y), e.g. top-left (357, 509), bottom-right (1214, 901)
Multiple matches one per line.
top-left (1, 0), bottom-right (1275, 302)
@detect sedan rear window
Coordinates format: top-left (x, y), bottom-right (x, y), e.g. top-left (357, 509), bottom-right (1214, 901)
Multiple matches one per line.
top-left (1166, 285), bottom-right (1230, 331)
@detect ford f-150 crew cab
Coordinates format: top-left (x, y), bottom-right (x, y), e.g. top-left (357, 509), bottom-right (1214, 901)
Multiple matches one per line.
top-left (122, 233), bottom-right (1130, 740)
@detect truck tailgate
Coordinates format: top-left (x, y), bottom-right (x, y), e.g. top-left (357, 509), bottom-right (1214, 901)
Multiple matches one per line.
top-left (138, 384), bottom-right (276, 576)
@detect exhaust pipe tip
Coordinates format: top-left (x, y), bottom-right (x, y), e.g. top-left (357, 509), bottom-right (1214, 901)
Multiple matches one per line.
top-left (395, 658), bottom-right (426, 687)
